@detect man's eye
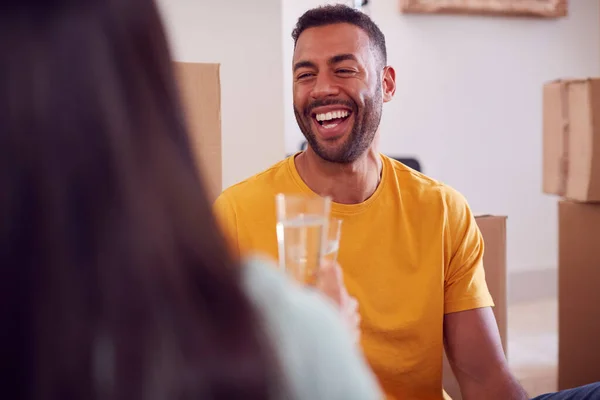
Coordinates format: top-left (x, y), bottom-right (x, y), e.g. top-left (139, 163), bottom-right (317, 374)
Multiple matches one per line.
top-left (337, 69), bottom-right (355, 75)
top-left (297, 73), bottom-right (314, 80)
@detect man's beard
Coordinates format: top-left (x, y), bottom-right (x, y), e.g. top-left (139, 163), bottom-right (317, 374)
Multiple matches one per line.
top-left (294, 89), bottom-right (382, 164)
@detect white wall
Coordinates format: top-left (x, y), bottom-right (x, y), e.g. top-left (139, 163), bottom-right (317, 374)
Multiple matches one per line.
top-left (157, 0), bottom-right (285, 189)
top-left (282, 0), bottom-right (600, 273)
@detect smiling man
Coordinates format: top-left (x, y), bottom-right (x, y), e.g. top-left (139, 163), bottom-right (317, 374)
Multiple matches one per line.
top-left (213, 5), bottom-right (599, 400)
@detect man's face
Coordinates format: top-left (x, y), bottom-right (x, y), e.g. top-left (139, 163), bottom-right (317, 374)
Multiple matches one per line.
top-left (292, 23), bottom-right (385, 164)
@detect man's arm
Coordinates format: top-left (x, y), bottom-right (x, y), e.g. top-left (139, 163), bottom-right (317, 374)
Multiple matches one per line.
top-left (444, 308), bottom-right (528, 400)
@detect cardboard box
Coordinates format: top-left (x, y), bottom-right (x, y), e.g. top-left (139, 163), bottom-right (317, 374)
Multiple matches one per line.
top-left (174, 62), bottom-right (222, 202)
top-left (476, 215), bottom-right (508, 351)
top-left (558, 201), bottom-right (600, 390)
top-left (443, 215), bottom-right (508, 400)
top-left (543, 79), bottom-right (600, 202)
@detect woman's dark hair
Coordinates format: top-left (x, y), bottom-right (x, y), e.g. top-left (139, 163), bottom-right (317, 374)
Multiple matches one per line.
top-left (0, 1), bottom-right (274, 399)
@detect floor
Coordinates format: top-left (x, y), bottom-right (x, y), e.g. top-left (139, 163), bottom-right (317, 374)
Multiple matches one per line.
top-left (508, 298), bottom-right (558, 397)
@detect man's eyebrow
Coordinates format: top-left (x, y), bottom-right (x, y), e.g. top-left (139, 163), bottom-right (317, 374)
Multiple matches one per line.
top-left (293, 54), bottom-right (358, 72)
top-left (329, 54), bottom-right (358, 65)
top-left (293, 60), bottom-right (316, 72)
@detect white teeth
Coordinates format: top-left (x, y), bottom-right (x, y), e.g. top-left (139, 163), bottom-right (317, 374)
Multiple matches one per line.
top-left (323, 123), bottom-right (339, 129)
top-left (315, 110), bottom-right (350, 122)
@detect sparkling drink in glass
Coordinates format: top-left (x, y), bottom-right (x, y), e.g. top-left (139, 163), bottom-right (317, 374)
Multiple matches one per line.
top-left (275, 194), bottom-right (331, 285)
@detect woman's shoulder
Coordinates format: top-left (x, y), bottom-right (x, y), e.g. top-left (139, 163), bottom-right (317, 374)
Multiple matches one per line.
top-left (240, 255), bottom-right (382, 400)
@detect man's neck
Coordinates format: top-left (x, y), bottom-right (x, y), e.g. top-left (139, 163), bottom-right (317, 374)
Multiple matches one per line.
top-left (294, 146), bottom-right (383, 205)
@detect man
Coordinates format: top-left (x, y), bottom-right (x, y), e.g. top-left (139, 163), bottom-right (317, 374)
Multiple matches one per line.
top-left (214, 5), bottom-right (600, 400)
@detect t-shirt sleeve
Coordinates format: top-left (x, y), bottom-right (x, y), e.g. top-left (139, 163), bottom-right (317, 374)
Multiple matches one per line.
top-left (442, 187), bottom-right (495, 314)
top-left (213, 192), bottom-right (241, 259)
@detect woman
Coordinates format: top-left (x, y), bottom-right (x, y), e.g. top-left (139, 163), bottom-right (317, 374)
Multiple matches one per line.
top-left (0, 0), bottom-right (381, 399)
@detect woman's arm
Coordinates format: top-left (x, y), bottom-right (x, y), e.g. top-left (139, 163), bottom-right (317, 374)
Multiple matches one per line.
top-left (242, 256), bottom-right (383, 400)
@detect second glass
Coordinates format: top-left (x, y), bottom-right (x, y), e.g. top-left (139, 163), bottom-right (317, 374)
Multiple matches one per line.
top-left (323, 218), bottom-right (343, 263)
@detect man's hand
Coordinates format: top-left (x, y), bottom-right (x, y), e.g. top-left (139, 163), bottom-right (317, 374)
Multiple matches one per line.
top-left (316, 260), bottom-right (361, 344)
top-left (444, 307), bottom-right (528, 400)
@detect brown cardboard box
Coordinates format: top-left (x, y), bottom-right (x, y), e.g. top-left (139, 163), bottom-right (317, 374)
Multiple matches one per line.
top-left (542, 79), bottom-right (600, 202)
top-left (174, 62), bottom-right (222, 202)
top-left (558, 201), bottom-right (600, 390)
top-left (443, 215), bottom-right (508, 400)
top-left (476, 215), bottom-right (508, 351)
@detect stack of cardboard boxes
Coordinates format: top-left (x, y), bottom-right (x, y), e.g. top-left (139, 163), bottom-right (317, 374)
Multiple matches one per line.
top-left (543, 79), bottom-right (600, 390)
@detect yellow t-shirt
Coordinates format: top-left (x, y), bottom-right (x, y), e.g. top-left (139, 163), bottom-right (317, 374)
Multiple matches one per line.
top-left (214, 154), bottom-right (494, 400)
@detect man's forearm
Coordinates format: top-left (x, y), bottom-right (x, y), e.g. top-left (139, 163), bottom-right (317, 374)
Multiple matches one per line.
top-left (458, 368), bottom-right (529, 400)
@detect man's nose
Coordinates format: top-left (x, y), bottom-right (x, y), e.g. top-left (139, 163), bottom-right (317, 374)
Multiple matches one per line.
top-left (310, 73), bottom-right (340, 99)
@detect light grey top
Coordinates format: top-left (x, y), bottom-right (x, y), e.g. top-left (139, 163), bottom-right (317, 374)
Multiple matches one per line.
top-left (242, 256), bottom-right (383, 400)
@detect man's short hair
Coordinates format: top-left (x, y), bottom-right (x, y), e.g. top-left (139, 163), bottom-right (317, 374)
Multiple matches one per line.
top-left (291, 4), bottom-right (387, 68)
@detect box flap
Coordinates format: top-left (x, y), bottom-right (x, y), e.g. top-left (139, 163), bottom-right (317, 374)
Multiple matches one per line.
top-left (542, 79), bottom-right (570, 197)
top-left (545, 77), bottom-right (600, 85)
top-left (564, 79), bottom-right (597, 200)
top-left (543, 77), bottom-right (600, 201)
top-left (584, 80), bottom-right (600, 199)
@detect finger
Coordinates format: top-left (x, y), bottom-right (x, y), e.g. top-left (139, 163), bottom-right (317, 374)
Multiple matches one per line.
top-left (316, 262), bottom-right (337, 287)
top-left (320, 260), bottom-right (343, 280)
top-left (316, 262), bottom-right (346, 307)
top-left (345, 296), bottom-right (359, 312)
top-left (355, 331), bottom-right (361, 345)
top-left (349, 296), bottom-right (358, 308)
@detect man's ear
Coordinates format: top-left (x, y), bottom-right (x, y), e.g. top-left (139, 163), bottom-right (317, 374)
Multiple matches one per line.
top-left (382, 66), bottom-right (396, 103)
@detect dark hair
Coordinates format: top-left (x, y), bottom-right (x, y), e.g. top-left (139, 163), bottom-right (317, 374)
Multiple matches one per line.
top-left (0, 1), bottom-right (274, 399)
top-left (291, 4), bottom-right (387, 67)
